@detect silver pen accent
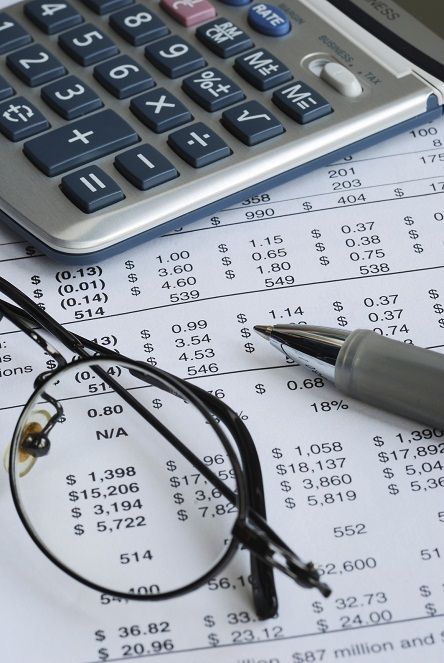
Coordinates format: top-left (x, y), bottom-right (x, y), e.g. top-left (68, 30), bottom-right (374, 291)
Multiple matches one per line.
top-left (254, 324), bottom-right (444, 429)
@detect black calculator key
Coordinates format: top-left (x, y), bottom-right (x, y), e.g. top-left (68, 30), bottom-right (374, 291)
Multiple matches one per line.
top-left (130, 87), bottom-right (191, 133)
top-left (81, 0), bottom-right (133, 15)
top-left (0, 13), bottom-right (32, 55)
top-left (272, 81), bottom-right (332, 123)
top-left (183, 68), bottom-right (244, 112)
top-left (0, 96), bottom-right (49, 141)
top-left (94, 55), bottom-right (154, 98)
top-left (221, 100), bottom-right (283, 145)
top-left (234, 48), bottom-right (292, 91)
top-left (24, 108), bottom-right (138, 176)
top-left (7, 44), bottom-right (66, 87)
top-left (196, 18), bottom-right (253, 58)
top-left (24, 1), bottom-right (83, 35)
top-left (145, 36), bottom-right (205, 79)
top-left (115, 144), bottom-right (178, 190)
top-left (0, 74), bottom-right (14, 100)
top-left (168, 122), bottom-right (231, 168)
top-left (42, 74), bottom-right (103, 119)
top-left (61, 165), bottom-right (124, 213)
top-left (59, 24), bottom-right (119, 66)
top-left (109, 5), bottom-right (168, 46)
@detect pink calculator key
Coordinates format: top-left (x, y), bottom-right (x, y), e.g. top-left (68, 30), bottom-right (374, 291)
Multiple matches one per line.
top-left (160, 0), bottom-right (216, 27)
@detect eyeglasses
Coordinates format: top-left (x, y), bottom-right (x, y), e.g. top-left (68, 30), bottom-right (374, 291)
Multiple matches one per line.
top-left (0, 277), bottom-right (330, 620)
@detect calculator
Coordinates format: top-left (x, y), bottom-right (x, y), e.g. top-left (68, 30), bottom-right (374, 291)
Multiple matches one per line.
top-left (0, 0), bottom-right (443, 261)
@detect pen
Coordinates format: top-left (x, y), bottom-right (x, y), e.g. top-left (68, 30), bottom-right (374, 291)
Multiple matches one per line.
top-left (254, 324), bottom-right (444, 429)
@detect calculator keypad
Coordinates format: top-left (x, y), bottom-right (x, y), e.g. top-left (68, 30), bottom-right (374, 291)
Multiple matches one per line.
top-left (114, 144), bottom-right (178, 190)
top-left (7, 43), bottom-right (65, 86)
top-left (0, 95), bottom-right (49, 140)
top-left (94, 55), bottom-right (154, 98)
top-left (183, 67), bottom-right (244, 112)
top-left (145, 35), bottom-right (205, 78)
top-left (160, 0), bottom-right (215, 28)
top-left (196, 18), bottom-right (253, 58)
top-left (24, 0), bottom-right (83, 34)
top-left (272, 81), bottom-right (332, 123)
top-left (221, 99), bottom-right (284, 145)
top-left (59, 23), bottom-right (119, 65)
top-left (130, 87), bottom-right (191, 132)
top-left (41, 74), bottom-right (103, 119)
top-left (61, 164), bottom-right (124, 212)
top-left (109, 5), bottom-right (169, 46)
top-left (234, 48), bottom-right (292, 90)
top-left (81, 0), bottom-right (133, 15)
top-left (0, 12), bottom-right (32, 53)
top-left (167, 121), bottom-right (231, 167)
top-left (0, 73), bottom-right (14, 99)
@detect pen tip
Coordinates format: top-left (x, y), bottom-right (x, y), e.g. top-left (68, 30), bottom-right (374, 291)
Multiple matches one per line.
top-left (254, 325), bottom-right (273, 340)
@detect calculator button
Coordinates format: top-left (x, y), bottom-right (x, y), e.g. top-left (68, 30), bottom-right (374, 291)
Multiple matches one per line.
top-left (234, 49), bottom-right (291, 90)
top-left (183, 68), bottom-right (244, 112)
top-left (115, 144), bottom-right (178, 190)
top-left (94, 55), bottom-right (154, 98)
top-left (221, 100), bottom-right (283, 145)
top-left (7, 45), bottom-right (66, 87)
top-left (24, 1), bottom-right (83, 35)
top-left (145, 36), bottom-right (205, 78)
top-left (0, 75), bottom-right (14, 100)
top-left (168, 122), bottom-right (230, 167)
top-left (272, 81), bottom-right (331, 123)
top-left (81, 0), bottom-right (133, 15)
top-left (0, 96), bottom-right (49, 141)
top-left (109, 5), bottom-right (169, 46)
top-left (130, 87), bottom-right (191, 132)
top-left (61, 165), bottom-right (124, 213)
top-left (0, 13), bottom-right (32, 54)
top-left (196, 18), bottom-right (253, 58)
top-left (320, 61), bottom-right (362, 97)
top-left (42, 74), bottom-right (103, 119)
top-left (247, 3), bottom-right (290, 37)
top-left (160, 0), bottom-right (215, 28)
top-left (24, 109), bottom-right (138, 176)
top-left (59, 24), bottom-right (119, 66)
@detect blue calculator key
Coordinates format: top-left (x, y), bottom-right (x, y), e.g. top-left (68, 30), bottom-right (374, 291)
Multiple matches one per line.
top-left (248, 3), bottom-right (290, 37)
top-left (109, 5), bottom-right (169, 46)
top-left (115, 144), bottom-right (178, 190)
top-left (24, 109), bottom-right (138, 176)
top-left (196, 18), bottom-right (253, 58)
top-left (0, 96), bottom-right (49, 141)
top-left (130, 87), bottom-right (191, 133)
top-left (273, 81), bottom-right (332, 123)
top-left (221, 99), bottom-right (283, 145)
top-left (218, 0), bottom-right (251, 5)
top-left (59, 24), bottom-right (119, 66)
top-left (81, 0), bottom-right (133, 15)
top-left (168, 122), bottom-right (231, 168)
top-left (0, 74), bottom-right (14, 100)
top-left (183, 68), bottom-right (244, 112)
top-left (7, 44), bottom-right (66, 87)
top-left (234, 48), bottom-right (292, 90)
top-left (0, 13), bottom-right (32, 54)
top-left (24, 1), bottom-right (83, 34)
top-left (94, 55), bottom-right (154, 98)
top-left (145, 36), bottom-right (205, 79)
top-left (61, 165), bottom-right (124, 213)
top-left (42, 74), bottom-right (103, 119)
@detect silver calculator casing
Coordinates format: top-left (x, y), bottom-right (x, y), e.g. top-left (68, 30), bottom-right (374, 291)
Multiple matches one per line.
top-left (0, 0), bottom-right (443, 261)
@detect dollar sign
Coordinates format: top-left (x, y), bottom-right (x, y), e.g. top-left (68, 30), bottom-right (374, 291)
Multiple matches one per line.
top-left (315, 242), bottom-right (325, 252)
top-left (333, 301), bottom-right (343, 312)
top-left (428, 289), bottom-right (439, 299)
top-left (152, 398), bottom-right (162, 409)
top-left (95, 630), bottom-right (106, 642)
top-left (203, 615), bottom-right (216, 628)
top-left (312, 601), bottom-right (323, 614)
top-left (408, 229), bottom-right (419, 239)
top-left (140, 329), bottom-right (150, 339)
top-left (33, 289), bottom-right (43, 299)
top-left (419, 585), bottom-right (432, 597)
top-left (272, 447), bottom-right (283, 459)
top-left (166, 460), bottom-right (176, 472)
top-left (30, 275), bottom-right (41, 285)
top-left (208, 633), bottom-right (219, 646)
top-left (244, 342), bottom-right (255, 353)
top-left (211, 216), bottom-right (220, 226)
top-left (125, 260), bottom-right (135, 270)
top-left (218, 244), bottom-right (228, 253)
top-left (127, 273), bottom-right (138, 283)
top-left (173, 492), bottom-right (184, 504)
top-left (383, 467), bottom-right (394, 479)
top-left (439, 319), bottom-right (444, 328)
top-left (69, 491), bottom-right (79, 502)
top-left (46, 359), bottom-right (57, 370)
top-left (317, 619), bottom-right (328, 633)
top-left (25, 245), bottom-right (36, 256)
top-left (404, 215), bottom-right (414, 225)
top-left (145, 357), bottom-right (157, 366)
top-left (337, 315), bottom-right (348, 327)
top-left (131, 286), bottom-right (141, 296)
top-left (143, 342), bottom-right (154, 353)
top-left (237, 313), bottom-right (247, 324)
top-left (311, 228), bottom-right (321, 238)
top-left (221, 256), bottom-right (231, 266)
top-left (255, 383), bottom-right (266, 395)
top-left (388, 483), bottom-right (399, 495)
top-left (394, 187), bottom-right (404, 197)
top-left (276, 464), bottom-right (286, 475)
top-left (373, 435), bottom-right (384, 447)
top-left (285, 496), bottom-right (296, 509)
top-left (98, 649), bottom-right (109, 662)
top-left (425, 603), bottom-right (437, 617)
top-left (74, 524), bottom-right (84, 535)
top-left (240, 327), bottom-right (251, 338)
top-left (66, 474), bottom-right (76, 486)
top-left (319, 256), bottom-right (329, 266)
top-left (433, 303), bottom-right (444, 314)
top-left (170, 477), bottom-right (180, 488)
top-left (303, 202), bottom-right (313, 211)
top-left (280, 480), bottom-right (292, 492)
top-left (413, 243), bottom-right (424, 253)
top-left (71, 507), bottom-right (82, 519)
top-left (177, 509), bottom-right (188, 521)
top-left (378, 451), bottom-right (389, 463)
top-left (225, 270), bottom-right (235, 280)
